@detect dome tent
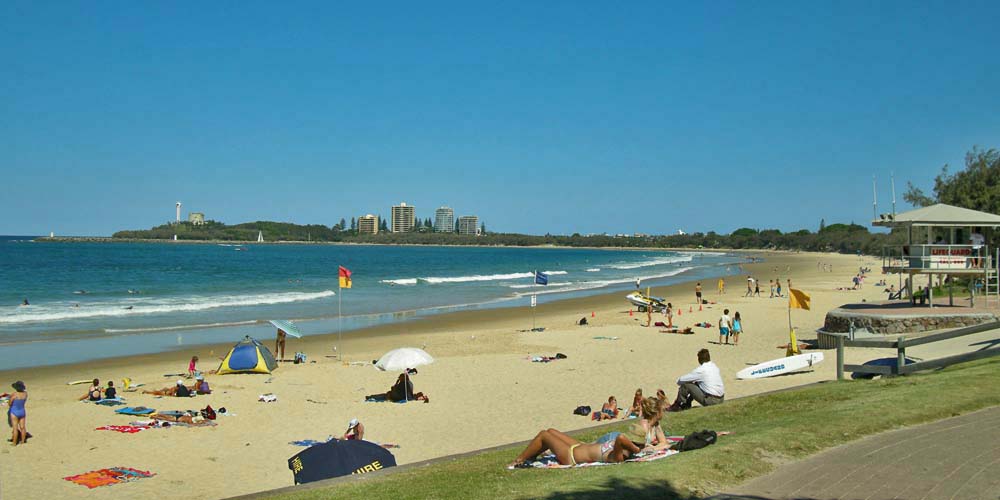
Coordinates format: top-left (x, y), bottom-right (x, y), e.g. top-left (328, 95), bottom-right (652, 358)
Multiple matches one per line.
top-left (217, 336), bottom-right (278, 375)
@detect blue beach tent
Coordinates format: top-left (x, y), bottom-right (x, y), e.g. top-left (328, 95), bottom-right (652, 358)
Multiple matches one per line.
top-left (217, 336), bottom-right (278, 375)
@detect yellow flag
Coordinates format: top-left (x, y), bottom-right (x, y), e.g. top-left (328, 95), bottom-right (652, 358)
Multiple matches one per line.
top-left (788, 288), bottom-right (811, 310)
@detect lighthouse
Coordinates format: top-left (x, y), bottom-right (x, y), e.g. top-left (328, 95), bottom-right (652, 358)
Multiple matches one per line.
top-left (176, 202), bottom-right (182, 222)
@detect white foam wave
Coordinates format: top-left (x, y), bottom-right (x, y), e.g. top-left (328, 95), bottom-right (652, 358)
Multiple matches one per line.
top-left (608, 255), bottom-right (693, 270)
top-left (382, 271), bottom-right (567, 285)
top-left (105, 320), bottom-right (260, 334)
top-left (513, 267), bottom-right (694, 297)
top-left (586, 268), bottom-right (601, 272)
top-left (0, 290), bottom-right (336, 325)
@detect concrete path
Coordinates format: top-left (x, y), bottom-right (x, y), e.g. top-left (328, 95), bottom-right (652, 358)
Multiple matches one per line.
top-left (717, 406), bottom-right (1000, 500)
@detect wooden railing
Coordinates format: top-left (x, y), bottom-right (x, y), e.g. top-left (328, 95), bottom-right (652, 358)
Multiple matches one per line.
top-left (836, 321), bottom-right (1000, 379)
top-left (881, 244), bottom-right (990, 271)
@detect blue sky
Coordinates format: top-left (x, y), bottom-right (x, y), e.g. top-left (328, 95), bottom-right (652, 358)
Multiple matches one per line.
top-left (3, 1), bottom-right (998, 236)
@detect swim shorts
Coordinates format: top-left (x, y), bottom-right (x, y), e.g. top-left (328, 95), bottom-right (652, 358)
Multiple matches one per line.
top-left (720, 327), bottom-right (730, 336)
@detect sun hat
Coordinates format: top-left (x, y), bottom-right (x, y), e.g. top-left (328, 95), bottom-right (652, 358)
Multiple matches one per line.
top-left (348, 418), bottom-right (359, 429)
top-left (195, 374), bottom-right (204, 380)
top-left (176, 379), bottom-right (185, 386)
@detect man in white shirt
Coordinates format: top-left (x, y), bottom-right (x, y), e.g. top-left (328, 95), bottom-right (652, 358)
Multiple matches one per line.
top-left (718, 309), bottom-right (732, 345)
top-left (667, 349), bottom-right (725, 411)
top-left (969, 228), bottom-right (985, 267)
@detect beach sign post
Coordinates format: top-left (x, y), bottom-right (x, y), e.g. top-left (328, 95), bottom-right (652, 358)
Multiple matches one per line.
top-left (531, 271), bottom-right (548, 332)
top-left (338, 266), bottom-right (352, 361)
top-left (787, 288), bottom-right (811, 356)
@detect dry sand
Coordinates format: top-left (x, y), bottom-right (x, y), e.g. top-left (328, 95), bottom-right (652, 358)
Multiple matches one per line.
top-left (0, 251), bottom-right (892, 499)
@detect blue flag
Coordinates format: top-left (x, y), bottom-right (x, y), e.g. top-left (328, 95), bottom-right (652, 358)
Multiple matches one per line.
top-left (534, 271), bottom-right (548, 286)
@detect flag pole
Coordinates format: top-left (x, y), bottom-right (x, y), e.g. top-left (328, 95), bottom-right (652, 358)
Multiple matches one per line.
top-left (338, 282), bottom-right (342, 361)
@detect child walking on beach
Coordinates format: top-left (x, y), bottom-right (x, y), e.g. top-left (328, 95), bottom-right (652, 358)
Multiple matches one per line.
top-left (188, 356), bottom-right (199, 378)
top-left (732, 312), bottom-right (743, 346)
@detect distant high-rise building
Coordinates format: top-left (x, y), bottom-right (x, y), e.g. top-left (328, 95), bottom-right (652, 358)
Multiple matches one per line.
top-left (391, 203), bottom-right (415, 233)
top-left (358, 214), bottom-right (379, 235)
top-left (434, 207), bottom-right (455, 233)
top-left (188, 212), bottom-right (205, 225)
top-left (458, 215), bottom-right (479, 236)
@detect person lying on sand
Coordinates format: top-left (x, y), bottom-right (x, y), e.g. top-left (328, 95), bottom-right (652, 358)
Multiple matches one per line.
top-left (150, 412), bottom-right (209, 426)
top-left (142, 380), bottom-right (192, 397)
top-left (509, 428), bottom-right (640, 467)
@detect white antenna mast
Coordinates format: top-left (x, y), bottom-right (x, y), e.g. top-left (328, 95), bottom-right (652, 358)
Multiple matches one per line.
top-left (890, 172), bottom-right (896, 216)
top-left (872, 176), bottom-right (877, 220)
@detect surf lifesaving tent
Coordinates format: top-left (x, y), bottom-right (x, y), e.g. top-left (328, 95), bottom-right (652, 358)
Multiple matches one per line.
top-left (217, 336), bottom-right (278, 375)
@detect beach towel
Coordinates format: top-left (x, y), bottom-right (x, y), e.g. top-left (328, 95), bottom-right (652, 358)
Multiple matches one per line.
top-left (507, 449), bottom-right (679, 470)
top-left (96, 425), bottom-right (151, 434)
top-left (290, 437), bottom-right (334, 447)
top-left (114, 407), bottom-right (156, 416)
top-left (592, 336), bottom-right (619, 340)
top-left (64, 467), bottom-right (155, 488)
top-left (90, 398), bottom-right (126, 406)
top-left (364, 396), bottom-right (409, 404)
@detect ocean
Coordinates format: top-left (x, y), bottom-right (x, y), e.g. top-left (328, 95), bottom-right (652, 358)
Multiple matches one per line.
top-left (0, 237), bottom-right (739, 368)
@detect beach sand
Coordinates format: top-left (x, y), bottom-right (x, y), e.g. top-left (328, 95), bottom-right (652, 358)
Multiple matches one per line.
top-left (0, 251), bottom-right (891, 499)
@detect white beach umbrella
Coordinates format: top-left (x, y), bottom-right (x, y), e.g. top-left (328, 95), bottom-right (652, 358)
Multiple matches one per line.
top-left (375, 347), bottom-right (435, 372)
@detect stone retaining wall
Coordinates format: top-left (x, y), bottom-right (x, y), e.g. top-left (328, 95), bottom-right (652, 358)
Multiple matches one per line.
top-left (822, 309), bottom-right (999, 335)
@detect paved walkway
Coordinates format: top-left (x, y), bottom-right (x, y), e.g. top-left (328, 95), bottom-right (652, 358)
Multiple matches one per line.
top-left (717, 406), bottom-right (1000, 500)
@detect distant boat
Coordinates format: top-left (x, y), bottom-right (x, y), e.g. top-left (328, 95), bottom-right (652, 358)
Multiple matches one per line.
top-left (257, 231), bottom-right (264, 243)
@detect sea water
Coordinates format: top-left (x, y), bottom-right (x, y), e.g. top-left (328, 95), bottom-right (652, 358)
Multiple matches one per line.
top-left (0, 237), bottom-right (740, 368)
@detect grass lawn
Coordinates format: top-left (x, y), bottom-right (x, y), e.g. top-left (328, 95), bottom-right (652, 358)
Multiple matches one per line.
top-left (263, 356), bottom-right (1000, 500)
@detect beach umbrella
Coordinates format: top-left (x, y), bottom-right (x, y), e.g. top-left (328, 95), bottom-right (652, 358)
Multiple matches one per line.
top-left (268, 320), bottom-right (302, 338)
top-left (288, 439), bottom-right (396, 484)
top-left (374, 347), bottom-right (434, 372)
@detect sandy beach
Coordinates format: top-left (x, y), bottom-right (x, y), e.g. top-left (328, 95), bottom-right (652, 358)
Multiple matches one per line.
top-left (0, 250), bottom-right (894, 499)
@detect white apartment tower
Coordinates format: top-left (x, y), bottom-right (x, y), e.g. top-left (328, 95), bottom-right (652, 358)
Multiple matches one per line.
top-left (434, 207), bottom-right (455, 233)
top-left (458, 215), bottom-right (479, 235)
top-left (391, 203), bottom-right (416, 233)
top-left (358, 214), bottom-right (379, 235)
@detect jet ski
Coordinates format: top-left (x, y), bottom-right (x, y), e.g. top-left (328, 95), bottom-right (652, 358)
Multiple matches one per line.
top-left (626, 291), bottom-right (668, 312)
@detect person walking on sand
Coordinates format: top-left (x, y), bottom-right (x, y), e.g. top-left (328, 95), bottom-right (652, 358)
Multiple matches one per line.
top-left (275, 328), bottom-right (287, 361)
top-left (769, 279), bottom-right (775, 298)
top-left (718, 278), bottom-right (725, 295)
top-left (667, 349), bottom-right (725, 411)
top-left (645, 304), bottom-right (652, 327)
top-left (664, 303), bottom-right (674, 328)
top-left (718, 309), bottom-right (732, 345)
top-left (635, 278), bottom-right (640, 290)
top-left (695, 283), bottom-right (702, 305)
top-left (776, 278), bottom-right (782, 297)
top-left (745, 276), bottom-right (753, 297)
top-left (754, 279), bottom-right (761, 297)
top-left (9, 381), bottom-right (28, 446)
top-left (731, 312), bottom-right (743, 346)
top-left (187, 356), bottom-right (199, 378)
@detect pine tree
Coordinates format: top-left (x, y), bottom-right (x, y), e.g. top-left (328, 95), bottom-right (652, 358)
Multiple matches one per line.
top-left (480, 222), bottom-right (486, 234)
top-left (379, 217), bottom-right (388, 232)
top-left (350, 217), bottom-right (357, 232)
top-left (819, 218), bottom-right (826, 232)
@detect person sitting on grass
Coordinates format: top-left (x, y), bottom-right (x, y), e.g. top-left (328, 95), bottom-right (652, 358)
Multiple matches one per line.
top-left (667, 349), bottom-right (725, 411)
top-left (142, 380), bottom-right (193, 397)
top-left (366, 373), bottom-right (429, 403)
top-left (628, 397), bottom-right (670, 451)
top-left (509, 428), bottom-right (641, 467)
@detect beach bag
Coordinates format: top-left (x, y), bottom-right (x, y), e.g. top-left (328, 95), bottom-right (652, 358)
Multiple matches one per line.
top-left (573, 405), bottom-right (592, 416)
top-left (578, 317), bottom-right (588, 325)
top-left (673, 430), bottom-right (717, 451)
top-left (294, 352), bottom-right (306, 364)
top-left (555, 353), bottom-right (567, 359)
top-left (200, 405), bottom-right (217, 420)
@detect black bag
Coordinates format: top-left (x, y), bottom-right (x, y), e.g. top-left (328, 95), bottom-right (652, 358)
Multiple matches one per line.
top-left (555, 353), bottom-right (567, 359)
top-left (578, 317), bottom-right (588, 325)
top-left (573, 405), bottom-right (592, 416)
top-left (672, 430), bottom-right (717, 451)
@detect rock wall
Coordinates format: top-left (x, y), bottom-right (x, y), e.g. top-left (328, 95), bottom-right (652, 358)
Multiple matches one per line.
top-left (822, 310), bottom-right (999, 335)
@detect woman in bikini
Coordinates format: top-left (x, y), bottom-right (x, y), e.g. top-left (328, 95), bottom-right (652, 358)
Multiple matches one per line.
top-left (509, 428), bottom-right (640, 467)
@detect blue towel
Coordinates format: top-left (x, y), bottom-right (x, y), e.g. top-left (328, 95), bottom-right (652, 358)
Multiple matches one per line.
top-left (114, 407), bottom-right (156, 416)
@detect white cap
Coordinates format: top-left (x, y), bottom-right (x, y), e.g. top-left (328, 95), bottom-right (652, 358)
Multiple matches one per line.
top-left (195, 374), bottom-right (204, 380)
top-left (348, 418), bottom-right (359, 429)
top-left (176, 379), bottom-right (185, 386)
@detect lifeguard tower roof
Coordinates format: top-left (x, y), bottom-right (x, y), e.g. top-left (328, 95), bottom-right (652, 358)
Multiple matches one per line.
top-left (873, 203), bottom-right (1000, 228)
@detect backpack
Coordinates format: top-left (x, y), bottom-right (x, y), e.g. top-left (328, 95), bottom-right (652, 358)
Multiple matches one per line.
top-left (200, 405), bottom-right (217, 420)
top-left (573, 405), bottom-right (592, 416)
top-left (672, 430), bottom-right (717, 451)
top-left (578, 317), bottom-right (588, 325)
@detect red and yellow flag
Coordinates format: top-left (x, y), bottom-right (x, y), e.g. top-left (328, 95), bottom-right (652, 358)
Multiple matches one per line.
top-left (788, 288), bottom-right (811, 310)
top-left (338, 266), bottom-right (352, 289)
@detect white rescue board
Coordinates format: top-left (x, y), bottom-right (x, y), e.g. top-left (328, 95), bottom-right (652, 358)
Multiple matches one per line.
top-left (737, 352), bottom-right (824, 380)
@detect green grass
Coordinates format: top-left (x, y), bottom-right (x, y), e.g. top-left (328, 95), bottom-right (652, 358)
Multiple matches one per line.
top-left (267, 357), bottom-right (1000, 500)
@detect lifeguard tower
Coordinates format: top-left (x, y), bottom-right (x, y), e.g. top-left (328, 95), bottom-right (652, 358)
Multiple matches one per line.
top-left (874, 203), bottom-right (999, 308)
